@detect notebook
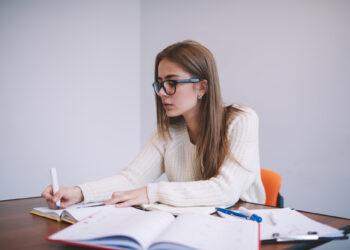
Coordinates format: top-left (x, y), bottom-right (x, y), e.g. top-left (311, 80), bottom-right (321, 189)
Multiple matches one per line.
top-left (48, 207), bottom-right (260, 250)
top-left (141, 203), bottom-right (216, 215)
top-left (248, 208), bottom-right (344, 242)
top-left (30, 202), bottom-right (111, 223)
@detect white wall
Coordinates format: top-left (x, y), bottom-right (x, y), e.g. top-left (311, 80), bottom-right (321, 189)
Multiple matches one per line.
top-left (0, 0), bottom-right (140, 200)
top-left (140, 0), bottom-right (350, 218)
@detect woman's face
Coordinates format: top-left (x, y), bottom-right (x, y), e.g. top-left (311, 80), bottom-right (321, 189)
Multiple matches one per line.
top-left (157, 59), bottom-right (203, 118)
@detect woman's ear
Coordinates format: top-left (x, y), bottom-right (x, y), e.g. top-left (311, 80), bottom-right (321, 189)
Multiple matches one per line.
top-left (198, 79), bottom-right (208, 97)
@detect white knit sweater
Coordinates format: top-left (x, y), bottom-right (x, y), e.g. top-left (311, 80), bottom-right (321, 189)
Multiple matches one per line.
top-left (79, 105), bottom-right (266, 207)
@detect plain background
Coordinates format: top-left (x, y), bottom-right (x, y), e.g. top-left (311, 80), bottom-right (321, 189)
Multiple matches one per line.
top-left (1, 0), bottom-right (349, 226)
top-left (0, 0), bottom-right (141, 199)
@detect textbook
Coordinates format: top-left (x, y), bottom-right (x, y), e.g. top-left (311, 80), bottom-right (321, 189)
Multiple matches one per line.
top-left (30, 202), bottom-right (111, 223)
top-left (49, 207), bottom-right (260, 250)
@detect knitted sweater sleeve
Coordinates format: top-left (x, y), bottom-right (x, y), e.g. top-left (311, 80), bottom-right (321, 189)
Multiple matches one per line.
top-left (147, 109), bottom-right (262, 207)
top-left (78, 132), bottom-right (165, 202)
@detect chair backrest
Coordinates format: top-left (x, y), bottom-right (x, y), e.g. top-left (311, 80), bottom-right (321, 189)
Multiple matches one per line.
top-left (260, 168), bottom-right (282, 207)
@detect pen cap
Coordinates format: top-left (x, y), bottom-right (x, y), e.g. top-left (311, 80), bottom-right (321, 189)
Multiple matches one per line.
top-left (250, 214), bottom-right (262, 223)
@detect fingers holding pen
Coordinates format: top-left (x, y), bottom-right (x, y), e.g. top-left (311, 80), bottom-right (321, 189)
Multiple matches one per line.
top-left (41, 186), bottom-right (56, 209)
top-left (41, 185), bottom-right (54, 201)
top-left (52, 190), bottom-right (63, 203)
top-left (41, 185), bottom-right (62, 208)
top-left (41, 185), bottom-right (60, 204)
top-left (41, 168), bottom-right (85, 210)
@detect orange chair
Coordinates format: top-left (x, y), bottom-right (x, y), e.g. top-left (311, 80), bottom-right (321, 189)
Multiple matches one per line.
top-left (261, 168), bottom-right (284, 208)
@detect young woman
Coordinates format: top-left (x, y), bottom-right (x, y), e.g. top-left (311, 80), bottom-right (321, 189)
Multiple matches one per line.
top-left (42, 40), bottom-right (266, 209)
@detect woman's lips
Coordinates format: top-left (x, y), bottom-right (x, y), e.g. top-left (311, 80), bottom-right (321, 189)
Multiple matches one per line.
top-left (163, 103), bottom-right (173, 110)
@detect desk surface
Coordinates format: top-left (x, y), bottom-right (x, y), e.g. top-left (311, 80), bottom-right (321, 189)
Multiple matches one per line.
top-left (0, 197), bottom-right (349, 250)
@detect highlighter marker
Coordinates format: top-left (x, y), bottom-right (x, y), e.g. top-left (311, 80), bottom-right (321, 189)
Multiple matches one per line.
top-left (50, 168), bottom-right (61, 209)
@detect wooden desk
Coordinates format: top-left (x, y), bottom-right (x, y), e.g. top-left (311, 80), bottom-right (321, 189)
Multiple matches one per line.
top-left (0, 197), bottom-right (349, 250)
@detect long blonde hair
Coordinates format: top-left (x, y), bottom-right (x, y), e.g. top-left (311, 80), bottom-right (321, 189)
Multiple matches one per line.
top-left (154, 40), bottom-right (242, 180)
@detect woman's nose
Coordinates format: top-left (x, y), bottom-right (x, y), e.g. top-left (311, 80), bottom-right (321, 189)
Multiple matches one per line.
top-left (158, 87), bottom-right (168, 97)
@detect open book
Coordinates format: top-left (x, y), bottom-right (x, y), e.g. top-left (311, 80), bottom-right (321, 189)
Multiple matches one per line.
top-left (49, 207), bottom-right (260, 250)
top-left (30, 202), bottom-right (112, 223)
top-left (31, 200), bottom-right (216, 223)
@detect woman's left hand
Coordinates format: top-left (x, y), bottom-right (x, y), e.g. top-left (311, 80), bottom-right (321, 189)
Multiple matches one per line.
top-left (104, 187), bottom-right (149, 207)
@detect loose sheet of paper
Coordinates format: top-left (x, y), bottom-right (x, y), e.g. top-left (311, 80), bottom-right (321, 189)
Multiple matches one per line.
top-left (250, 208), bottom-right (344, 240)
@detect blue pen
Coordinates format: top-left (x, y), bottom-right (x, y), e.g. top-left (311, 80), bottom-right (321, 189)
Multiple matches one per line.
top-left (216, 207), bottom-right (262, 223)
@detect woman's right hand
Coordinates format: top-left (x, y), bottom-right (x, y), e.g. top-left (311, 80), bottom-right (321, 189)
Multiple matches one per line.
top-left (41, 186), bottom-right (84, 209)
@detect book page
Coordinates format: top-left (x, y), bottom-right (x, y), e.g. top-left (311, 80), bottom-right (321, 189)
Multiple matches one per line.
top-left (141, 203), bottom-right (216, 215)
top-left (32, 206), bottom-right (63, 216)
top-left (150, 213), bottom-right (259, 250)
top-left (31, 206), bottom-right (63, 220)
top-left (250, 208), bottom-right (344, 240)
top-left (31, 201), bottom-right (105, 222)
top-left (32, 201), bottom-right (104, 214)
top-left (49, 207), bottom-right (175, 249)
top-left (62, 205), bottom-right (114, 223)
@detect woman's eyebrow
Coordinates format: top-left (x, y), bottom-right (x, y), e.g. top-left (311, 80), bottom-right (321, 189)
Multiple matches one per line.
top-left (157, 74), bottom-right (181, 80)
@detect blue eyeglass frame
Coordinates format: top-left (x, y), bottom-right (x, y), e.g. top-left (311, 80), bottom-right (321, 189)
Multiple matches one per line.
top-left (152, 78), bottom-right (201, 95)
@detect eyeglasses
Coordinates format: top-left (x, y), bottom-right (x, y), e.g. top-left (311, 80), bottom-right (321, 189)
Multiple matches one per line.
top-left (152, 78), bottom-right (201, 96)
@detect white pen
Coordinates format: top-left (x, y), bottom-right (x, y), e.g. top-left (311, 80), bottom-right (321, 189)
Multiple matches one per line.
top-left (50, 168), bottom-right (61, 209)
top-left (275, 234), bottom-right (319, 242)
top-left (272, 231), bottom-right (319, 241)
